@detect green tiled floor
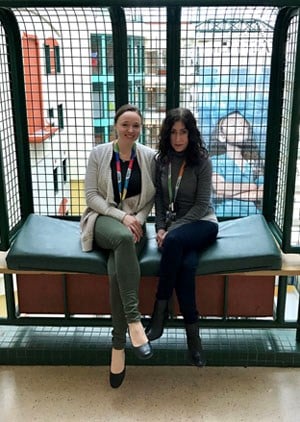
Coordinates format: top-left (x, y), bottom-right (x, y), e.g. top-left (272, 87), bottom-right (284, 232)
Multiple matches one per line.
top-left (1, 325), bottom-right (300, 366)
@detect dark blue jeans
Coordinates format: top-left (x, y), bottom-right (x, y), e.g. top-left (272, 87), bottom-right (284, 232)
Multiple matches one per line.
top-left (156, 220), bottom-right (218, 324)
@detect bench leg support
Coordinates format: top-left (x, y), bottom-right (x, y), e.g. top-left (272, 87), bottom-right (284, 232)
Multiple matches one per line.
top-left (4, 273), bottom-right (17, 321)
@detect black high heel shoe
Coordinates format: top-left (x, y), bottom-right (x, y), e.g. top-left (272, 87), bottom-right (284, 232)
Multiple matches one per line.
top-left (131, 341), bottom-right (153, 360)
top-left (128, 323), bottom-right (154, 360)
top-left (110, 367), bottom-right (126, 388)
top-left (110, 349), bottom-right (126, 388)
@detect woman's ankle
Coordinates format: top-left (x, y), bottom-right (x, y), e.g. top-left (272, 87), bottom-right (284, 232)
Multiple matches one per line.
top-left (128, 321), bottom-right (148, 347)
top-left (110, 348), bottom-right (125, 374)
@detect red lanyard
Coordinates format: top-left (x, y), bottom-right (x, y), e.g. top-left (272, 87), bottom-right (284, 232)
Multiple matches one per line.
top-left (113, 142), bottom-right (136, 204)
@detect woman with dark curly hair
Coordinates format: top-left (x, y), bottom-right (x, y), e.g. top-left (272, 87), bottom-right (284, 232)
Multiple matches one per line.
top-left (146, 108), bottom-right (218, 367)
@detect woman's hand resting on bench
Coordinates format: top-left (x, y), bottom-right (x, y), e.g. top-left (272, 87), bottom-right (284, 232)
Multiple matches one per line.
top-left (156, 229), bottom-right (167, 248)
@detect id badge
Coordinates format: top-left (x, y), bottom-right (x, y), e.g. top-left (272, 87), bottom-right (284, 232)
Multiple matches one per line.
top-left (166, 210), bottom-right (176, 223)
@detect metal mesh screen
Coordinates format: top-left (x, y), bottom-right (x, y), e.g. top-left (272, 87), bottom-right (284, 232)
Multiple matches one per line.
top-left (0, 5), bottom-right (299, 250)
top-left (274, 17), bottom-right (297, 235)
top-left (0, 24), bottom-right (21, 231)
top-left (124, 7), bottom-right (167, 150)
top-left (14, 8), bottom-right (112, 217)
top-left (293, 121), bottom-right (300, 246)
top-left (180, 6), bottom-right (277, 218)
top-left (276, 15), bottom-right (300, 247)
top-left (13, 7), bottom-right (168, 218)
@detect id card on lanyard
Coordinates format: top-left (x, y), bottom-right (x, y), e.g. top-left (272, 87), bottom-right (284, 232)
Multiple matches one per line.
top-left (114, 142), bottom-right (136, 208)
top-left (166, 159), bottom-right (186, 223)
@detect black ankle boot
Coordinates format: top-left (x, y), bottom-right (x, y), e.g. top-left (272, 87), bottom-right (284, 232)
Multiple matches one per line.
top-left (145, 299), bottom-right (169, 341)
top-left (185, 322), bottom-right (206, 367)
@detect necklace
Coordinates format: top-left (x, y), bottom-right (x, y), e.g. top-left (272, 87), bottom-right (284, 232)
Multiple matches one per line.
top-left (119, 151), bottom-right (131, 162)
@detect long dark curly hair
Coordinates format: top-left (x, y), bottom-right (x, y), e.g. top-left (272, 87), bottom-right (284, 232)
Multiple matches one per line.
top-left (156, 107), bottom-right (208, 166)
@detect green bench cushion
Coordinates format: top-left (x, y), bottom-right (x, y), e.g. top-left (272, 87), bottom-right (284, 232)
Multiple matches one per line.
top-left (6, 215), bottom-right (107, 274)
top-left (140, 215), bottom-right (282, 275)
top-left (6, 213), bottom-right (282, 275)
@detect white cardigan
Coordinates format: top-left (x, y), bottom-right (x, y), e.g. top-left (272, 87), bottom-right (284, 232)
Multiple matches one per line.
top-left (80, 141), bottom-right (156, 251)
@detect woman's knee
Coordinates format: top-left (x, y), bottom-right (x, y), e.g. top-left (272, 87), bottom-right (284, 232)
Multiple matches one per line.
top-left (181, 250), bottom-right (198, 271)
top-left (118, 230), bottom-right (135, 248)
top-left (105, 229), bottom-right (134, 251)
top-left (163, 231), bottom-right (180, 249)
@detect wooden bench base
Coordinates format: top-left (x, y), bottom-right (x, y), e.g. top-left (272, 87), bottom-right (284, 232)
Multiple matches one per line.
top-left (14, 273), bottom-right (276, 317)
top-left (1, 250), bottom-right (300, 320)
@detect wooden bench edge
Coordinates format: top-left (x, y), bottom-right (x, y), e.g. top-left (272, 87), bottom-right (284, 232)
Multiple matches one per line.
top-left (1, 250), bottom-right (300, 276)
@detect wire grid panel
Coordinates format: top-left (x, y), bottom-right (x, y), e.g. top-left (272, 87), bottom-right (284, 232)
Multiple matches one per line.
top-left (288, 15), bottom-right (300, 248)
top-left (14, 8), bottom-right (112, 217)
top-left (275, 15), bottom-right (298, 244)
top-left (14, 7), bottom-right (168, 218)
top-left (124, 7), bottom-right (167, 150)
top-left (0, 24), bottom-right (21, 231)
top-left (180, 6), bottom-right (277, 219)
top-left (1, 5), bottom-right (298, 230)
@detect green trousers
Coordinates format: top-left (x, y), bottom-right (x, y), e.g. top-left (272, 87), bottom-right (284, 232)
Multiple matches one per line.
top-left (94, 215), bottom-right (146, 349)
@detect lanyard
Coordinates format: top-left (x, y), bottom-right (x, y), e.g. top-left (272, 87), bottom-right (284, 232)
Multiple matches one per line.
top-left (167, 160), bottom-right (186, 212)
top-left (113, 142), bottom-right (136, 204)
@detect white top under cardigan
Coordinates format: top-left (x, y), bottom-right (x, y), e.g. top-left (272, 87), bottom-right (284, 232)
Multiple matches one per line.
top-left (80, 141), bottom-right (156, 252)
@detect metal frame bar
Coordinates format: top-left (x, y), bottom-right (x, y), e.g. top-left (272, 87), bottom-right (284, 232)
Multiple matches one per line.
top-left (3, 274), bottom-right (16, 321)
top-left (166, 6), bottom-right (181, 110)
top-left (0, 315), bottom-right (299, 329)
top-left (0, 134), bottom-right (9, 250)
top-left (0, 1), bottom-right (300, 7)
top-left (0, 8), bottom-right (33, 223)
top-left (282, 11), bottom-right (300, 252)
top-left (263, 7), bottom-right (297, 224)
top-left (109, 6), bottom-right (128, 108)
